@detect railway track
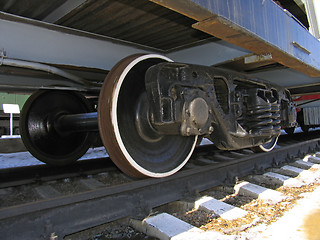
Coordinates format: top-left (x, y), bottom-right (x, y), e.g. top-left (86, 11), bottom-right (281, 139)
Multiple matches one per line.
top-left (0, 157), bottom-right (116, 189)
top-left (1, 132), bottom-right (320, 239)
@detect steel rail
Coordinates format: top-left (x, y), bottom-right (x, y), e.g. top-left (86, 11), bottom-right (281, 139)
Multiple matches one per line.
top-left (0, 138), bottom-right (320, 239)
top-left (0, 157), bottom-right (116, 188)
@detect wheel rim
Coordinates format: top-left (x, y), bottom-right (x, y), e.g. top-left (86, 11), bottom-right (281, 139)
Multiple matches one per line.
top-left (98, 54), bottom-right (197, 178)
top-left (20, 90), bottom-right (93, 166)
top-left (253, 136), bottom-right (278, 152)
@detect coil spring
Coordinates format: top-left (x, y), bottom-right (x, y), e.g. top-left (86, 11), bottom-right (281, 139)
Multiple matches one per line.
top-left (271, 102), bottom-right (281, 131)
top-left (245, 102), bottom-right (281, 134)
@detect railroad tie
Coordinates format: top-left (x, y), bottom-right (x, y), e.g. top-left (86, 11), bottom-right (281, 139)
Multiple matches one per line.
top-left (34, 185), bottom-right (62, 199)
top-left (79, 178), bottom-right (106, 190)
top-left (130, 212), bottom-right (227, 240)
top-left (308, 155), bottom-right (320, 164)
top-left (194, 196), bottom-right (247, 220)
top-left (291, 159), bottom-right (316, 169)
top-left (258, 172), bottom-right (304, 188)
top-left (166, 196), bottom-right (247, 221)
top-left (234, 182), bottom-right (286, 204)
top-left (277, 165), bottom-right (319, 185)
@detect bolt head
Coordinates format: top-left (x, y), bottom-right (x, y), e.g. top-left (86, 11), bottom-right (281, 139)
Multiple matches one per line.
top-left (186, 127), bottom-right (191, 136)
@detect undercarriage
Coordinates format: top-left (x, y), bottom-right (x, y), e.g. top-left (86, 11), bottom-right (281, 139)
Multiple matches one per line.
top-left (20, 54), bottom-right (297, 178)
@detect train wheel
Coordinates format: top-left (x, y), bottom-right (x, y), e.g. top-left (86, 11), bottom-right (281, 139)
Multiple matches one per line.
top-left (301, 125), bottom-right (309, 133)
top-left (252, 136), bottom-right (278, 152)
top-left (98, 54), bottom-right (198, 178)
top-left (284, 127), bottom-right (295, 135)
top-left (20, 90), bottom-right (93, 166)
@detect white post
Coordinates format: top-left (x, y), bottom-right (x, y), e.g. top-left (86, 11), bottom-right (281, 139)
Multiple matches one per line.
top-left (9, 113), bottom-right (13, 136)
top-left (2, 104), bottom-right (20, 137)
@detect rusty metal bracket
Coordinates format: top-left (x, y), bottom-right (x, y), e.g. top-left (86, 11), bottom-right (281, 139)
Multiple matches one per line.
top-left (244, 53), bottom-right (273, 64)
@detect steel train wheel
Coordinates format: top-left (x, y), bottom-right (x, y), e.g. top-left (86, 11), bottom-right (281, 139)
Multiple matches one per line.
top-left (301, 125), bottom-right (309, 133)
top-left (98, 54), bottom-right (198, 178)
top-left (252, 136), bottom-right (278, 152)
top-left (20, 90), bottom-right (93, 166)
top-left (284, 127), bottom-right (295, 135)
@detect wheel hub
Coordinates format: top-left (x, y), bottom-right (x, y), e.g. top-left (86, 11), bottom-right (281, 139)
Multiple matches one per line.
top-left (135, 93), bottom-right (163, 143)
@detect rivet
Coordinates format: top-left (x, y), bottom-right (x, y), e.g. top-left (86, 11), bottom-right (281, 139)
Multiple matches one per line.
top-left (186, 127), bottom-right (191, 136)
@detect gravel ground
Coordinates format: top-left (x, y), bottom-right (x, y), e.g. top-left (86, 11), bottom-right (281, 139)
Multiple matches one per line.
top-left (166, 174), bottom-right (320, 239)
top-left (71, 178), bottom-right (320, 240)
top-left (65, 220), bottom-right (158, 240)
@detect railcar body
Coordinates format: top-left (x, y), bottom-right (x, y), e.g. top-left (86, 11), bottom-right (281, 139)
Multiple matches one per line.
top-left (0, 0), bottom-right (319, 177)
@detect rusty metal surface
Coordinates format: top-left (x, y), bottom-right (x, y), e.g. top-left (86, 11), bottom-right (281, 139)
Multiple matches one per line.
top-left (213, 54), bottom-right (283, 73)
top-left (98, 54), bottom-right (147, 178)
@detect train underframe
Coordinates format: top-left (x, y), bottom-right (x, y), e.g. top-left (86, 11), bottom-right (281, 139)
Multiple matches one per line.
top-left (19, 54), bottom-right (297, 178)
top-left (285, 95), bottom-right (320, 134)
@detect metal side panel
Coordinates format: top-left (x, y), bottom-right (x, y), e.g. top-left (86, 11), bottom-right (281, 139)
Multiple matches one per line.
top-left (166, 40), bottom-right (251, 66)
top-left (0, 12), bottom-right (155, 71)
top-left (151, 0), bottom-right (320, 77)
top-left (303, 107), bottom-right (320, 125)
top-left (250, 67), bottom-right (320, 88)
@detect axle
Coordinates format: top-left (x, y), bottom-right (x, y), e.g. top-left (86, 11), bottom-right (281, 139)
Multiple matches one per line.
top-left (54, 112), bottom-right (98, 133)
